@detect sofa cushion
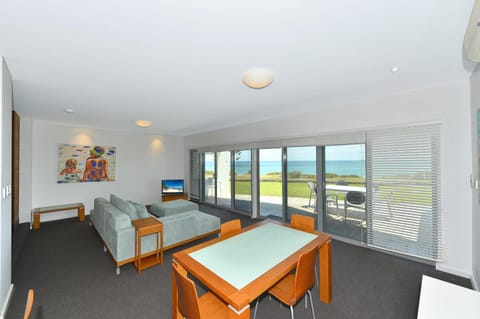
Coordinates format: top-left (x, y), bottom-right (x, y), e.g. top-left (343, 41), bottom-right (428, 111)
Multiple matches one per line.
top-left (159, 212), bottom-right (197, 246)
top-left (150, 199), bottom-right (198, 217)
top-left (110, 194), bottom-right (139, 220)
top-left (128, 200), bottom-right (150, 219)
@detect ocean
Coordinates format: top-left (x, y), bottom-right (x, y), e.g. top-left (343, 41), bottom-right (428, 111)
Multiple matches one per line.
top-left (206, 160), bottom-right (366, 178)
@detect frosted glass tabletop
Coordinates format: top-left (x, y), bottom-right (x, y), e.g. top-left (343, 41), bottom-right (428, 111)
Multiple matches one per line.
top-left (189, 223), bottom-right (317, 290)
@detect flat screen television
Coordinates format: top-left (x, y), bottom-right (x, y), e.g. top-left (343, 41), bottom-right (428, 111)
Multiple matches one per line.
top-left (162, 179), bottom-right (185, 195)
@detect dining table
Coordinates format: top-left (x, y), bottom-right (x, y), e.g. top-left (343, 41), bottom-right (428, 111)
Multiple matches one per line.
top-left (171, 219), bottom-right (332, 319)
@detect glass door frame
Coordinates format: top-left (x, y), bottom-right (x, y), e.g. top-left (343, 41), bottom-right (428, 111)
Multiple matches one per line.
top-left (202, 151), bottom-right (217, 204)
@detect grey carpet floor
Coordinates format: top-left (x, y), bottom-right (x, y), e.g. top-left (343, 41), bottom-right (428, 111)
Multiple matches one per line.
top-left (6, 204), bottom-right (471, 319)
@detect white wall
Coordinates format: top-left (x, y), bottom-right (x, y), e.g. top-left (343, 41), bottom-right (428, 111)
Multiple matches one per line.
top-left (18, 120), bottom-right (185, 224)
top-left (0, 58), bottom-right (13, 317)
top-left (185, 81), bottom-right (473, 278)
top-left (470, 69), bottom-right (480, 290)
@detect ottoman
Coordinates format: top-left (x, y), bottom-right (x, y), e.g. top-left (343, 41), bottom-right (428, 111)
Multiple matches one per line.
top-left (150, 199), bottom-right (199, 217)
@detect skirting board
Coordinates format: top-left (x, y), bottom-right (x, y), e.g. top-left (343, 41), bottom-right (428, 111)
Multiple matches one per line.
top-left (472, 276), bottom-right (480, 291)
top-left (436, 263), bottom-right (472, 279)
top-left (0, 284), bottom-right (14, 319)
top-left (437, 264), bottom-right (480, 291)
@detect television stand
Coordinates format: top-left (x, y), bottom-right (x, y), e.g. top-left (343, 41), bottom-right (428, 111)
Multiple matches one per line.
top-left (162, 194), bottom-right (188, 202)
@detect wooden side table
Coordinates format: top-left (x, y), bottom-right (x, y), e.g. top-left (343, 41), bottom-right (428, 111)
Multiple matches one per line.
top-left (131, 217), bottom-right (163, 273)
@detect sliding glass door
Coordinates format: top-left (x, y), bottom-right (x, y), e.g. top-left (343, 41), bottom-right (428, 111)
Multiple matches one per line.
top-left (216, 151), bottom-right (231, 208)
top-left (323, 144), bottom-right (366, 242)
top-left (286, 146), bottom-right (317, 227)
top-left (234, 150), bottom-right (252, 214)
top-left (204, 152), bottom-right (216, 204)
top-left (259, 148), bottom-right (282, 219)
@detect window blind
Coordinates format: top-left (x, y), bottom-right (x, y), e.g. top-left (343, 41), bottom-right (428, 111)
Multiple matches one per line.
top-left (366, 125), bottom-right (441, 261)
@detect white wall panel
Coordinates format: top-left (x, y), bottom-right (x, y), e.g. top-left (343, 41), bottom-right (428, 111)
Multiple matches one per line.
top-left (0, 57), bottom-right (13, 318)
top-left (19, 121), bottom-right (185, 224)
top-left (470, 69), bottom-right (480, 290)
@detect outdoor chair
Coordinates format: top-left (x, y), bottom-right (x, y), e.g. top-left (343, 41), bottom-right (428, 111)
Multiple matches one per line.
top-left (205, 177), bottom-right (215, 198)
top-left (307, 182), bottom-right (316, 208)
top-left (172, 262), bottom-right (228, 319)
top-left (253, 246), bottom-right (317, 319)
top-left (308, 181), bottom-right (338, 209)
top-left (343, 191), bottom-right (366, 221)
top-left (326, 193), bottom-right (338, 208)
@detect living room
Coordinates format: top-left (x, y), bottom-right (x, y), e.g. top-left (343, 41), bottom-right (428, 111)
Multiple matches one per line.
top-left (1, 1), bottom-right (480, 318)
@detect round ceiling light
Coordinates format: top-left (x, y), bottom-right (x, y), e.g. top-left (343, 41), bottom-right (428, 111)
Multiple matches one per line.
top-left (135, 120), bottom-right (153, 128)
top-left (242, 67), bottom-right (274, 89)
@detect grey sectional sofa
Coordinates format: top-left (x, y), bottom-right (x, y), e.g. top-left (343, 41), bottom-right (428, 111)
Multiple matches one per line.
top-left (90, 194), bottom-right (220, 274)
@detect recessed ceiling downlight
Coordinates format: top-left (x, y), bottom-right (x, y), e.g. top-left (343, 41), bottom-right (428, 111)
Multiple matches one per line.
top-left (135, 120), bottom-right (153, 128)
top-left (242, 67), bottom-right (274, 89)
top-left (64, 108), bottom-right (74, 114)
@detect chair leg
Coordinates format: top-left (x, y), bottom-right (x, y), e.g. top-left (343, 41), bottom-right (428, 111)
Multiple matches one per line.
top-left (290, 305), bottom-right (295, 319)
top-left (314, 264), bottom-right (319, 288)
top-left (253, 298), bottom-right (259, 319)
top-left (307, 290), bottom-right (316, 319)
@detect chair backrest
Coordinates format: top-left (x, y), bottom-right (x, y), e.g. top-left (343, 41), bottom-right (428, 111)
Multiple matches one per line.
top-left (290, 214), bottom-right (314, 232)
top-left (346, 191), bottom-right (365, 205)
top-left (307, 181), bottom-right (316, 193)
top-left (172, 263), bottom-right (202, 319)
top-left (206, 177), bottom-right (214, 186)
top-left (294, 247), bottom-right (317, 302)
top-left (220, 219), bottom-right (241, 237)
top-left (23, 289), bottom-right (34, 319)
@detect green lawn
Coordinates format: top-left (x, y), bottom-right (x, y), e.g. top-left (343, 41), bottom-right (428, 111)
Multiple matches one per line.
top-left (235, 180), bottom-right (430, 206)
top-left (235, 180), bottom-right (347, 198)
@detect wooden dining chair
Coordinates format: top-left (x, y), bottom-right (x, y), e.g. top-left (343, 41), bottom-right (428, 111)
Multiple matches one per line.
top-left (290, 214), bottom-right (318, 287)
top-left (172, 262), bottom-right (228, 319)
top-left (23, 289), bottom-right (34, 319)
top-left (220, 219), bottom-right (241, 237)
top-left (290, 214), bottom-right (314, 232)
top-left (254, 246), bottom-right (317, 319)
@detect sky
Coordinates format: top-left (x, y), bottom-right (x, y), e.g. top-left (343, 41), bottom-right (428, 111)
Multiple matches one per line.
top-left (205, 144), bottom-right (366, 162)
top-left (259, 145), bottom-right (365, 161)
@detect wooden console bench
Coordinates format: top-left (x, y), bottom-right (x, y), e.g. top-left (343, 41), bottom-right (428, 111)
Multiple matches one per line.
top-left (32, 203), bottom-right (85, 230)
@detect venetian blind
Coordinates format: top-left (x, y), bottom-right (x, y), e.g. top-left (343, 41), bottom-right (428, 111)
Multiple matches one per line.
top-left (366, 125), bottom-right (441, 261)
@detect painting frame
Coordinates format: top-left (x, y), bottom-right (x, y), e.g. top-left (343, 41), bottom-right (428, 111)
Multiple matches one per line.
top-left (57, 144), bottom-right (117, 183)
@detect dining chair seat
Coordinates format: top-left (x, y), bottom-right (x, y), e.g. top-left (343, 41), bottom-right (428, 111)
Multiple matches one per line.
top-left (290, 214), bottom-right (319, 288)
top-left (254, 246), bottom-right (317, 319)
top-left (173, 262), bottom-right (228, 319)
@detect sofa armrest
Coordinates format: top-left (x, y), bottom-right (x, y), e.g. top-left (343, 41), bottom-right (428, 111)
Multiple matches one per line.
top-left (105, 205), bottom-right (132, 230)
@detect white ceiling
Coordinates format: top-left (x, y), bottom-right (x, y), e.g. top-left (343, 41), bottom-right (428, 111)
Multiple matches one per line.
top-left (0, 0), bottom-right (476, 136)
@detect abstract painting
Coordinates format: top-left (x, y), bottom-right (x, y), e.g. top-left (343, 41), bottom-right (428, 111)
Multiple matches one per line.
top-left (57, 144), bottom-right (117, 183)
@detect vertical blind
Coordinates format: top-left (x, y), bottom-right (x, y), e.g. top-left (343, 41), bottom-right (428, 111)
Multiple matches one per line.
top-left (366, 125), bottom-right (441, 261)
